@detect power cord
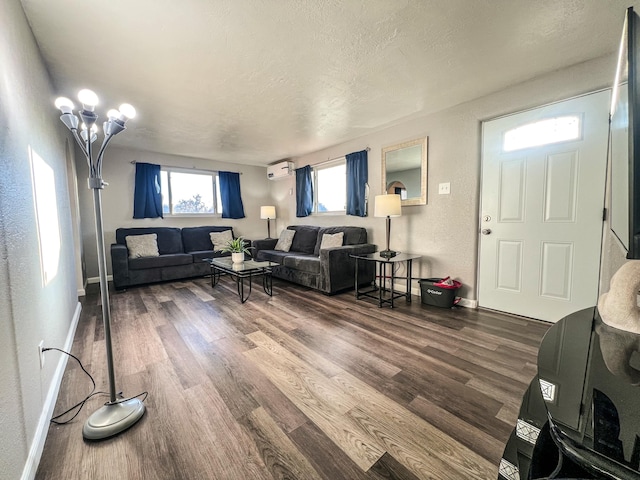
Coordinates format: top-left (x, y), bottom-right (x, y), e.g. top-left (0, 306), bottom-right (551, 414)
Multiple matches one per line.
top-left (43, 347), bottom-right (148, 424)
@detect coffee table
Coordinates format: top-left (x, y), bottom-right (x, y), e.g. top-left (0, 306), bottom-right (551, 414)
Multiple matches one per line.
top-left (206, 258), bottom-right (276, 303)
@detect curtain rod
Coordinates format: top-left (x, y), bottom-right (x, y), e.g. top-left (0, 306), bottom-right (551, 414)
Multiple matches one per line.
top-left (130, 160), bottom-right (242, 174)
top-left (316, 147), bottom-right (370, 167)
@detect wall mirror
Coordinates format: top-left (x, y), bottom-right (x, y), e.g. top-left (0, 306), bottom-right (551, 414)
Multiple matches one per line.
top-left (381, 137), bottom-right (428, 206)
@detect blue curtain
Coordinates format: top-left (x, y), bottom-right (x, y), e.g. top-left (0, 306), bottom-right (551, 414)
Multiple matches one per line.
top-left (133, 162), bottom-right (163, 219)
top-left (296, 165), bottom-right (313, 217)
top-left (219, 171), bottom-right (245, 219)
top-left (346, 150), bottom-right (368, 216)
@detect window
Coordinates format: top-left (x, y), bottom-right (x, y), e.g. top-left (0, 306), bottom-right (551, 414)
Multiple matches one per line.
top-left (313, 159), bottom-right (346, 213)
top-left (160, 168), bottom-right (222, 215)
top-left (503, 115), bottom-right (581, 152)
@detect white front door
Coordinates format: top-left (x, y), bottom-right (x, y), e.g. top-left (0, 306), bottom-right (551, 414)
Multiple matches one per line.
top-left (479, 91), bottom-right (610, 322)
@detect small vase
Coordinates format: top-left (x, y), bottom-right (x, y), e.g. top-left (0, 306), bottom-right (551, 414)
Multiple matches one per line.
top-left (231, 252), bottom-right (244, 264)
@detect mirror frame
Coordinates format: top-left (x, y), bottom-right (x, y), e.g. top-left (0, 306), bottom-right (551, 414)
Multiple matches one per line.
top-left (381, 137), bottom-right (428, 206)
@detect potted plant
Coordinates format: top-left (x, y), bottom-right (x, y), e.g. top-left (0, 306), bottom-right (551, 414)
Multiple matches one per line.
top-left (219, 237), bottom-right (253, 263)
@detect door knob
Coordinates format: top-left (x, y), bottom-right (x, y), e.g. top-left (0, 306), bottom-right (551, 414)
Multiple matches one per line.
top-left (481, 229), bottom-right (492, 235)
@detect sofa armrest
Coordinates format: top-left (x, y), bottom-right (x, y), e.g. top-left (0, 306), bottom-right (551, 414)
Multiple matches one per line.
top-left (252, 238), bottom-right (278, 256)
top-left (319, 243), bottom-right (376, 293)
top-left (111, 243), bottom-right (130, 289)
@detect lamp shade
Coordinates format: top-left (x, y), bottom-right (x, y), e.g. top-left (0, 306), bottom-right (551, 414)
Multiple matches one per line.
top-left (260, 205), bottom-right (276, 219)
top-left (374, 194), bottom-right (401, 217)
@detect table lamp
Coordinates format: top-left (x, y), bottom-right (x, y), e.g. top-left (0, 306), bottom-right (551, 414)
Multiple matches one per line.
top-left (260, 206), bottom-right (276, 238)
top-left (374, 194), bottom-right (401, 258)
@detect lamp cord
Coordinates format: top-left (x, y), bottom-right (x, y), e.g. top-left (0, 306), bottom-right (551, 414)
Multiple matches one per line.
top-left (43, 347), bottom-right (148, 425)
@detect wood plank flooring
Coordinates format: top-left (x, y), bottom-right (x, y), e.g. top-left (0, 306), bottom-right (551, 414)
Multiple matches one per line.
top-left (36, 277), bottom-right (550, 480)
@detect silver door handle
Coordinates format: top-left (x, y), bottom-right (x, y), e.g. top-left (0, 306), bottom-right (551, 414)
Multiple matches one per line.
top-left (481, 229), bottom-right (492, 235)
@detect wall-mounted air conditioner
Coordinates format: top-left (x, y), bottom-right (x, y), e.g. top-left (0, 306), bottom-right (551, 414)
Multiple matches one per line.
top-left (267, 161), bottom-right (293, 180)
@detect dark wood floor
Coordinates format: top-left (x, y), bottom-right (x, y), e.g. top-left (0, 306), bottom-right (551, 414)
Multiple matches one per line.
top-left (36, 276), bottom-right (550, 480)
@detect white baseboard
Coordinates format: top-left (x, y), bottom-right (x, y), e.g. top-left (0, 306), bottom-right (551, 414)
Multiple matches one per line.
top-left (456, 297), bottom-right (478, 308)
top-left (87, 275), bottom-right (113, 284)
top-left (21, 301), bottom-right (82, 480)
top-left (77, 288), bottom-right (86, 297)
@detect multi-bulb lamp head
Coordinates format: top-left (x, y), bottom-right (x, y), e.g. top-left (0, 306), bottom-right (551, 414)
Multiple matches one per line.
top-left (54, 89), bottom-right (135, 187)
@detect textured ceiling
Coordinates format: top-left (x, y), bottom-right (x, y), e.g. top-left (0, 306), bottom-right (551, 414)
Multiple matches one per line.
top-left (19, 0), bottom-right (638, 166)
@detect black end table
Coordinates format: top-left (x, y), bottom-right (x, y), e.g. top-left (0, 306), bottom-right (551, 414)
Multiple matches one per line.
top-left (350, 252), bottom-right (421, 308)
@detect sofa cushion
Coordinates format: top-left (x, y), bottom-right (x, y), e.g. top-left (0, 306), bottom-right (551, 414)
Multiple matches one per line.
top-left (116, 227), bottom-right (183, 254)
top-left (256, 250), bottom-right (291, 264)
top-left (314, 226), bottom-right (368, 256)
top-left (125, 234), bottom-right (160, 259)
top-left (190, 250), bottom-right (229, 263)
top-left (282, 254), bottom-right (321, 274)
top-left (128, 253), bottom-right (193, 270)
top-left (275, 229), bottom-right (295, 252)
top-left (289, 225), bottom-right (320, 254)
top-left (182, 226), bottom-right (233, 252)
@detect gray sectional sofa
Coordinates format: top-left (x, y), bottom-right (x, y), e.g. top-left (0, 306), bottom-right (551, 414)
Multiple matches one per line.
top-left (111, 226), bottom-right (245, 290)
top-left (252, 225), bottom-right (376, 294)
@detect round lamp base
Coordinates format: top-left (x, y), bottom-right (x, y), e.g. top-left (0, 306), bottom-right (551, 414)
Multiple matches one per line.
top-left (82, 398), bottom-right (145, 441)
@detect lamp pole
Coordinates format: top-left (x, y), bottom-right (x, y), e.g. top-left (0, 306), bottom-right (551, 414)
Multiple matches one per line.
top-left (55, 90), bottom-right (145, 440)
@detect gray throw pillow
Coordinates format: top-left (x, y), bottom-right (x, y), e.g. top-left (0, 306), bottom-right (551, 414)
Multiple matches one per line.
top-left (275, 229), bottom-right (296, 252)
top-left (210, 230), bottom-right (233, 251)
top-left (126, 234), bottom-right (160, 259)
top-left (320, 232), bottom-right (344, 250)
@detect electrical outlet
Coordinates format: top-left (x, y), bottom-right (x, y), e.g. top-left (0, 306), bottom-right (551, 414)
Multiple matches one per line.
top-left (38, 340), bottom-right (45, 369)
top-left (438, 182), bottom-right (451, 195)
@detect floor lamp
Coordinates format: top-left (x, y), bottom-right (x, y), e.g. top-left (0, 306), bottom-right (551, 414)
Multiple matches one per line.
top-left (374, 194), bottom-right (402, 258)
top-left (55, 89), bottom-right (145, 440)
top-left (260, 205), bottom-right (276, 238)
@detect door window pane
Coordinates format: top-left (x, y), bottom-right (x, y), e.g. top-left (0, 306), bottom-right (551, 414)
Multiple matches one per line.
top-left (503, 116), bottom-right (581, 152)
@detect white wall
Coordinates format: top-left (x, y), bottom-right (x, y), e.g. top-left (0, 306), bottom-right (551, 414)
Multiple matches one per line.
top-left (75, 146), bottom-right (273, 279)
top-left (272, 54), bottom-right (623, 301)
top-left (0, 0), bottom-right (80, 478)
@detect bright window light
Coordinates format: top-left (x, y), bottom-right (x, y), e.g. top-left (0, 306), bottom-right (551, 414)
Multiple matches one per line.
top-left (160, 169), bottom-right (220, 215)
top-left (29, 146), bottom-right (61, 286)
top-left (503, 116), bottom-right (581, 152)
top-left (314, 160), bottom-right (346, 213)
top-left (516, 419), bottom-right (541, 445)
top-left (539, 378), bottom-right (557, 403)
top-left (498, 458), bottom-right (520, 480)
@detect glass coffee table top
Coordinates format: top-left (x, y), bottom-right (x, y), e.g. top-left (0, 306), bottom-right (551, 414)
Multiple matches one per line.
top-left (208, 257), bottom-right (276, 273)
top-left (206, 258), bottom-right (277, 302)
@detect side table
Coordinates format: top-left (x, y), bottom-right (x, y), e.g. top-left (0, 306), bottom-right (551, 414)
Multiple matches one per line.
top-left (350, 252), bottom-right (421, 308)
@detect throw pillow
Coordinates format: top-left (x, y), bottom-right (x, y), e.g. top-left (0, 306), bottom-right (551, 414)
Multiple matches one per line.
top-left (290, 226), bottom-right (320, 254)
top-left (320, 232), bottom-right (344, 250)
top-left (275, 229), bottom-right (296, 252)
top-left (126, 234), bottom-right (160, 259)
top-left (210, 230), bottom-right (233, 251)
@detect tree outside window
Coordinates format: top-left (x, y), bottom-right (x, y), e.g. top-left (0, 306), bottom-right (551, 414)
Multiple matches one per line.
top-left (160, 169), bottom-right (221, 215)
